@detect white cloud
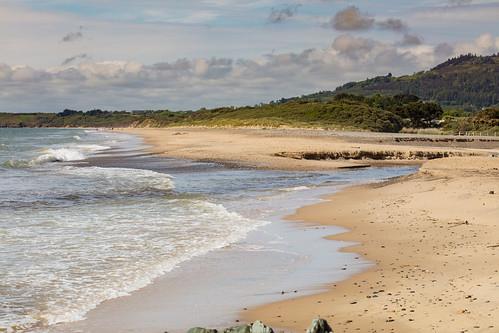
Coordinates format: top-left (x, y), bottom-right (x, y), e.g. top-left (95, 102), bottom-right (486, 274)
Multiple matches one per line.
top-left (454, 33), bottom-right (499, 54)
top-left (0, 1), bottom-right (497, 112)
top-left (1, 33), bottom-right (495, 112)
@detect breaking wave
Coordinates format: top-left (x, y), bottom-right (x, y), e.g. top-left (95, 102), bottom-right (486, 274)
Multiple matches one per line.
top-left (2, 145), bottom-right (109, 169)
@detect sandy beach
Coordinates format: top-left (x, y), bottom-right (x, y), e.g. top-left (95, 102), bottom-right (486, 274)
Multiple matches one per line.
top-left (123, 127), bottom-right (499, 333)
top-left (123, 127), bottom-right (498, 170)
top-left (245, 157), bottom-right (499, 332)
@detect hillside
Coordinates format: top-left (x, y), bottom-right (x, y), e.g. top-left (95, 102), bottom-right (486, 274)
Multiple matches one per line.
top-left (0, 96), bottom-right (438, 133)
top-left (284, 54), bottom-right (499, 108)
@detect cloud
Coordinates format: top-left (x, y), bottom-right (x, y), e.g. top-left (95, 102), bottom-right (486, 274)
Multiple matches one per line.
top-left (448, 0), bottom-right (473, 5)
top-left (410, 3), bottom-right (499, 23)
top-left (0, 33), bottom-right (497, 112)
top-left (61, 54), bottom-right (90, 66)
top-left (377, 18), bottom-right (408, 32)
top-left (331, 6), bottom-right (409, 33)
top-left (400, 33), bottom-right (423, 46)
top-left (331, 6), bottom-right (374, 31)
top-left (61, 28), bottom-right (83, 43)
top-left (454, 33), bottom-right (499, 55)
top-left (434, 43), bottom-right (454, 57)
top-left (331, 34), bottom-right (376, 59)
top-left (267, 4), bottom-right (300, 23)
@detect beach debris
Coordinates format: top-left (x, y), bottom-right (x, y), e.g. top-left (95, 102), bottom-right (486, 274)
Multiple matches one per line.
top-left (489, 190), bottom-right (495, 194)
top-left (306, 318), bottom-right (334, 333)
top-left (251, 320), bottom-right (274, 333)
top-left (223, 324), bottom-right (252, 333)
top-left (223, 321), bottom-right (273, 333)
top-left (187, 328), bottom-right (218, 333)
top-left (189, 319), bottom-right (333, 333)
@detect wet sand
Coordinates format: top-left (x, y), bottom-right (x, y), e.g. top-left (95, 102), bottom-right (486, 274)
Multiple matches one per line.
top-left (245, 157), bottom-right (499, 332)
top-left (122, 128), bottom-right (499, 332)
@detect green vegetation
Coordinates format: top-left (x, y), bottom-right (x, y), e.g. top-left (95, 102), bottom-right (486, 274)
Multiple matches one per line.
top-left (443, 107), bottom-right (499, 134)
top-left (1, 54), bottom-right (497, 134)
top-left (284, 54), bottom-right (499, 109)
top-left (0, 94), bottom-right (447, 133)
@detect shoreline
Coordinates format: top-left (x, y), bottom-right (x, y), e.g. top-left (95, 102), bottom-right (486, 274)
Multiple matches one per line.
top-left (43, 129), bottom-right (417, 333)
top-left (121, 127), bottom-right (499, 333)
top-left (244, 157), bottom-right (499, 332)
top-left (121, 127), bottom-right (498, 171)
top-left (40, 129), bottom-right (499, 332)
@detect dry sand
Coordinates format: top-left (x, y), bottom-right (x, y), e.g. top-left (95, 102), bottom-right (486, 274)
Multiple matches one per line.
top-left (123, 127), bottom-right (499, 333)
top-left (245, 157), bottom-right (499, 333)
top-left (123, 127), bottom-right (498, 171)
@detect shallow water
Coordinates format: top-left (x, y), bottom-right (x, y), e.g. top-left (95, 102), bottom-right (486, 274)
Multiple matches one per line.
top-left (0, 128), bottom-right (417, 332)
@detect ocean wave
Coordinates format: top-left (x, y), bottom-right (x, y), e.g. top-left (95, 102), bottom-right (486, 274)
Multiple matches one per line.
top-left (2, 145), bottom-right (110, 169)
top-left (0, 166), bottom-right (175, 210)
top-left (0, 198), bottom-right (267, 330)
top-left (60, 166), bottom-right (175, 192)
top-left (36, 148), bottom-right (86, 163)
top-left (279, 185), bottom-right (310, 192)
top-left (2, 148), bottom-right (85, 168)
top-left (75, 144), bottom-right (110, 152)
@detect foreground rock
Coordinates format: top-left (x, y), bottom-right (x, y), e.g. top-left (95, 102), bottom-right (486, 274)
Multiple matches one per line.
top-left (187, 319), bottom-right (332, 333)
top-left (187, 328), bottom-right (218, 333)
top-left (306, 319), bottom-right (333, 333)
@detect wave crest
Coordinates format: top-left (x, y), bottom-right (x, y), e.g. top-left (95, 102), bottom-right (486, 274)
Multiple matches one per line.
top-left (60, 166), bottom-right (175, 192)
top-left (2, 145), bottom-right (109, 169)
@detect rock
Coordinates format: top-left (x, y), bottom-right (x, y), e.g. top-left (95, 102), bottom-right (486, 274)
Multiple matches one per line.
top-left (306, 319), bottom-right (334, 333)
top-left (489, 190), bottom-right (495, 194)
top-left (251, 321), bottom-right (274, 333)
top-left (223, 324), bottom-right (252, 333)
top-left (187, 328), bottom-right (218, 333)
top-left (223, 321), bottom-right (272, 333)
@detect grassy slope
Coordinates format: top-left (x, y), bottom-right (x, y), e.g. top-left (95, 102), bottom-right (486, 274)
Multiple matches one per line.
top-left (290, 54), bottom-right (499, 108)
top-left (0, 100), bottom-right (404, 132)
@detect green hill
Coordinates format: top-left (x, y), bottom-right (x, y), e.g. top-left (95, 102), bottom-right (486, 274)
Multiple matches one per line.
top-left (3, 91), bottom-right (450, 133)
top-left (283, 54), bottom-right (499, 108)
top-left (2, 54), bottom-right (497, 133)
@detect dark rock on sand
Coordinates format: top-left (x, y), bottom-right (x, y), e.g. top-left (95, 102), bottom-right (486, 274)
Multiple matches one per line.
top-left (223, 324), bottom-right (251, 333)
top-left (306, 319), bottom-right (334, 333)
top-left (187, 328), bottom-right (218, 333)
top-left (223, 321), bottom-right (273, 333)
top-left (188, 319), bottom-right (332, 333)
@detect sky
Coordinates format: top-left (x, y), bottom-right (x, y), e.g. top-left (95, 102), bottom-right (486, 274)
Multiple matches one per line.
top-left (0, 0), bottom-right (498, 112)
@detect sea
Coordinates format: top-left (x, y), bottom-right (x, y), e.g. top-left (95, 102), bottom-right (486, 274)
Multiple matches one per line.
top-left (0, 128), bottom-right (417, 332)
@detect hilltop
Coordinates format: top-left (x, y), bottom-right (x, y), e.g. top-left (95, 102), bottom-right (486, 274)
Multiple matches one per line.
top-left (282, 54), bottom-right (499, 108)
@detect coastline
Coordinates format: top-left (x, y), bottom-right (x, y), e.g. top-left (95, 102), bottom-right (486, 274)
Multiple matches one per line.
top-left (121, 127), bottom-right (498, 171)
top-left (38, 128), bottom-right (415, 333)
top-left (245, 157), bottom-right (499, 332)
top-left (122, 127), bottom-right (499, 332)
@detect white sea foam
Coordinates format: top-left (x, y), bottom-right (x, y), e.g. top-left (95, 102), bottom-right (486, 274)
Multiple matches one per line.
top-left (60, 166), bottom-right (175, 192)
top-left (2, 144), bottom-right (110, 169)
top-left (75, 144), bottom-right (110, 152)
top-left (0, 197), bottom-right (266, 330)
top-left (2, 148), bottom-right (85, 168)
top-left (72, 135), bottom-right (81, 141)
top-left (35, 148), bottom-right (86, 163)
top-left (279, 185), bottom-right (310, 192)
